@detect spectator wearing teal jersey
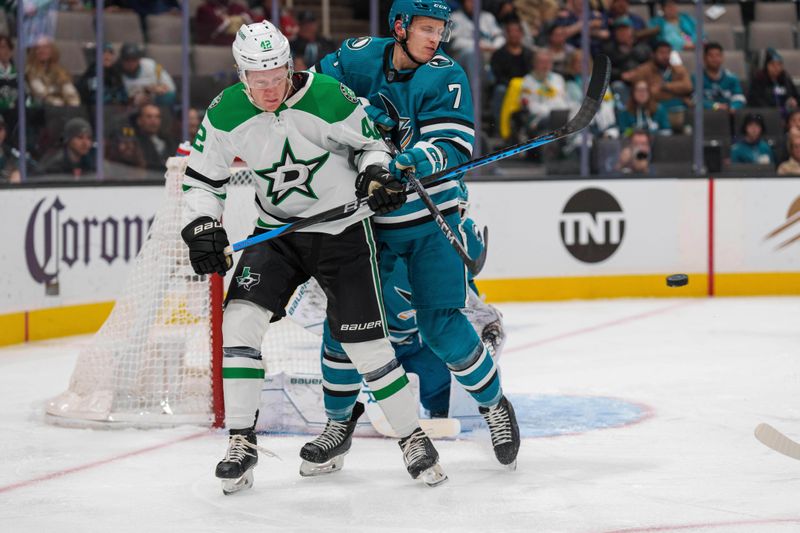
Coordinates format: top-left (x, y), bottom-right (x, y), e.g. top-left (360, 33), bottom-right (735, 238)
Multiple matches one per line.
top-left (649, 0), bottom-right (699, 52)
top-left (694, 42), bottom-right (746, 113)
top-left (617, 79), bottom-right (671, 137)
top-left (731, 113), bottom-right (774, 165)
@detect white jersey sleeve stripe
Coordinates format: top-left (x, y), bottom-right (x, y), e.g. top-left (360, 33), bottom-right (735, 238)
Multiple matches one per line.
top-left (420, 123), bottom-right (476, 136)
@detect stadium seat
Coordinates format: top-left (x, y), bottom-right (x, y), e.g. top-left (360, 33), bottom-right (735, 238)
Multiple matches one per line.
top-left (724, 51), bottom-right (747, 86)
top-left (56, 41), bottom-right (88, 76)
top-left (748, 22), bottom-right (795, 52)
top-left (705, 23), bottom-right (736, 52)
top-left (103, 12), bottom-right (144, 44)
top-left (189, 74), bottom-right (233, 109)
top-left (754, 2), bottom-right (797, 24)
top-left (702, 109), bottom-right (732, 145)
top-left (145, 44), bottom-right (184, 78)
top-left (147, 15), bottom-right (183, 45)
top-left (651, 161), bottom-right (692, 176)
top-left (192, 45), bottom-right (236, 77)
top-left (652, 134), bottom-right (692, 164)
top-left (592, 137), bottom-right (621, 175)
top-left (678, 51), bottom-right (695, 73)
top-left (775, 49), bottom-right (800, 88)
top-left (55, 11), bottom-right (95, 42)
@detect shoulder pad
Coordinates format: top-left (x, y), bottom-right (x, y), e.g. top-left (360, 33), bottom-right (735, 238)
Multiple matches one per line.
top-left (206, 83), bottom-right (260, 133)
top-left (292, 73), bottom-right (358, 123)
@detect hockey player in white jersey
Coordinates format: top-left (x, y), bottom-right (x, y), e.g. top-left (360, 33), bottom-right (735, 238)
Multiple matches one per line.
top-left (180, 21), bottom-right (446, 492)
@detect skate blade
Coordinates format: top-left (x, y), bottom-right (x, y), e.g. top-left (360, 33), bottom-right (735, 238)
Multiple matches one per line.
top-left (299, 453), bottom-right (346, 477)
top-left (503, 459), bottom-right (517, 471)
top-left (221, 469), bottom-right (254, 495)
top-left (419, 464), bottom-right (448, 487)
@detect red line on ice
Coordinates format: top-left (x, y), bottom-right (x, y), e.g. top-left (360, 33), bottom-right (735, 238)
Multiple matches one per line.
top-left (505, 300), bottom-right (696, 354)
top-left (0, 430), bottom-right (210, 495)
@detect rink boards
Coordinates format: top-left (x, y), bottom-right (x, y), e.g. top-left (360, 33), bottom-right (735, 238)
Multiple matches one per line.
top-left (1, 176), bottom-right (799, 344)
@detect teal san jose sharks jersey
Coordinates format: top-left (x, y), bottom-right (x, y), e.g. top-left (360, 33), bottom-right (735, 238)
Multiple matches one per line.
top-left (318, 36), bottom-right (475, 241)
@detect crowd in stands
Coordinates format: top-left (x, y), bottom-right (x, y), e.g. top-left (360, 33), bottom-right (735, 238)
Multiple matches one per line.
top-left (1, 0), bottom-right (800, 182)
top-left (448, 0), bottom-right (800, 176)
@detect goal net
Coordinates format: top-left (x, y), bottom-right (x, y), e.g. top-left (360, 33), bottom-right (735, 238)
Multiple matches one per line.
top-left (45, 157), bottom-right (321, 428)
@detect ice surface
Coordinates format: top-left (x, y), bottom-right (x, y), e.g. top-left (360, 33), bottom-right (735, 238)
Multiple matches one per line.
top-left (1, 297), bottom-right (798, 532)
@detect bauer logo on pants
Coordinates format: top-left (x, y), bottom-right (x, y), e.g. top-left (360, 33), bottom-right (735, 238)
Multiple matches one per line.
top-left (235, 266), bottom-right (261, 290)
top-left (559, 188), bottom-right (625, 263)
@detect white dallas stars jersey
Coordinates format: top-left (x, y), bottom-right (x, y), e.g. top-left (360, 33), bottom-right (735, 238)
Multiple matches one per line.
top-left (182, 72), bottom-right (391, 235)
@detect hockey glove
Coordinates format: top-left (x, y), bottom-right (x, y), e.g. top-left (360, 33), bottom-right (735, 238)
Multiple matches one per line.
top-left (359, 97), bottom-right (396, 132)
top-left (181, 216), bottom-right (233, 276)
top-left (389, 141), bottom-right (447, 181)
top-left (355, 164), bottom-right (407, 215)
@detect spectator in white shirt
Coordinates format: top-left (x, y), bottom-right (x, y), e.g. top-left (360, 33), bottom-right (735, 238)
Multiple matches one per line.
top-left (519, 48), bottom-right (569, 133)
top-left (118, 43), bottom-right (176, 108)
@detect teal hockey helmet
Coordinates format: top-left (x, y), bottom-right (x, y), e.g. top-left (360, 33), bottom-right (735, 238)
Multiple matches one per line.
top-left (388, 0), bottom-right (453, 42)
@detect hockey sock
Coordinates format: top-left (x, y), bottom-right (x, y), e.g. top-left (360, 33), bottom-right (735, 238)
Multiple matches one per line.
top-left (222, 300), bottom-right (272, 429)
top-left (417, 307), bottom-right (503, 407)
top-left (320, 342), bottom-right (362, 421)
top-left (448, 343), bottom-right (502, 407)
top-left (342, 338), bottom-right (419, 437)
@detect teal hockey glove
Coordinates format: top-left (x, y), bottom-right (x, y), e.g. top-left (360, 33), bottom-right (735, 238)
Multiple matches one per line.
top-left (389, 141), bottom-right (447, 181)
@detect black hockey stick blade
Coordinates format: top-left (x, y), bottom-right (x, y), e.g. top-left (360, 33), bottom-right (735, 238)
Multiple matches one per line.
top-left (405, 170), bottom-right (486, 275)
top-left (230, 56), bottom-right (609, 253)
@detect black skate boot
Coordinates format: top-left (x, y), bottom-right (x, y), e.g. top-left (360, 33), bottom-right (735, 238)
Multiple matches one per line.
top-left (299, 401), bottom-right (364, 477)
top-left (216, 427), bottom-right (260, 495)
top-left (398, 427), bottom-right (448, 487)
top-left (479, 395), bottom-right (520, 469)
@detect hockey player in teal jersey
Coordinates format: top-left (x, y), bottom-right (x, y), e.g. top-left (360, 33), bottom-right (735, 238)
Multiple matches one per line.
top-left (311, 0), bottom-right (520, 469)
top-left (313, 214), bottom-right (506, 424)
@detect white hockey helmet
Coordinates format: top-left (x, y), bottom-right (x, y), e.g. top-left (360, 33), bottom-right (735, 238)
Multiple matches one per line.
top-left (232, 21), bottom-right (293, 106)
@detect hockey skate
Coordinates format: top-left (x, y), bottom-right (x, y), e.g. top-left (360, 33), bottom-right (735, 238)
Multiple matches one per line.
top-left (398, 427), bottom-right (448, 487)
top-left (216, 427), bottom-right (278, 495)
top-left (479, 395), bottom-right (520, 470)
top-left (299, 402), bottom-right (364, 477)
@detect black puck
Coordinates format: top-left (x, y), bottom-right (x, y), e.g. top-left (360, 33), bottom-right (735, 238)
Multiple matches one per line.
top-left (666, 274), bottom-right (689, 287)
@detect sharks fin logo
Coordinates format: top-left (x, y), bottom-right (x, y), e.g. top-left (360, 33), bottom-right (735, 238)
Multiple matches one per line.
top-left (378, 93), bottom-right (413, 150)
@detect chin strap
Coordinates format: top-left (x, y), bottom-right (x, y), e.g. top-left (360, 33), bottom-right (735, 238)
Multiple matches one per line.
top-left (395, 34), bottom-right (426, 67)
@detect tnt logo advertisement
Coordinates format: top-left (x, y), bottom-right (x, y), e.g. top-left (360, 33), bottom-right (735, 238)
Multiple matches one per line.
top-left (559, 188), bottom-right (625, 263)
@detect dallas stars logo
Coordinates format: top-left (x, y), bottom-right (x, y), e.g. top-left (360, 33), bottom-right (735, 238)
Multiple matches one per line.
top-left (254, 140), bottom-right (329, 206)
top-left (236, 266), bottom-right (261, 291)
top-left (378, 93), bottom-right (413, 150)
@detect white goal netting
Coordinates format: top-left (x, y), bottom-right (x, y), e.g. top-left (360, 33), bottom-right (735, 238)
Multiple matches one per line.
top-left (45, 157), bottom-right (321, 427)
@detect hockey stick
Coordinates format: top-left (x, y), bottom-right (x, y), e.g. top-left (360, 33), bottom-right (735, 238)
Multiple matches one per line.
top-left (380, 131), bottom-right (489, 276)
top-left (755, 423), bottom-right (800, 460)
top-left (406, 169), bottom-right (487, 275)
top-left (226, 55), bottom-right (610, 254)
top-left (361, 375), bottom-right (462, 439)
